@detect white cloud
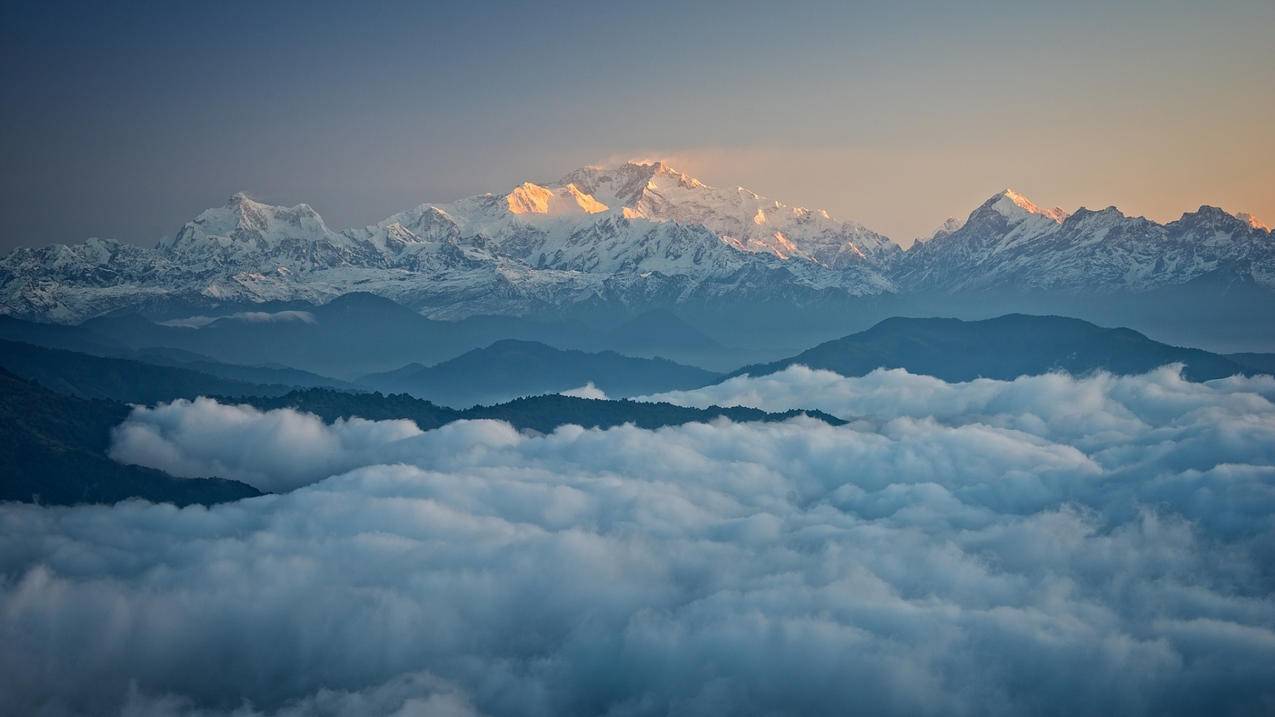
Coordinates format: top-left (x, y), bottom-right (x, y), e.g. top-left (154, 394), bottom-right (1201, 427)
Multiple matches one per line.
top-left (158, 310), bottom-right (317, 328)
top-left (643, 363), bottom-right (1275, 450)
top-left (109, 397), bottom-right (423, 492)
top-left (559, 382), bottom-right (608, 400)
top-left (2, 366), bottom-right (1274, 715)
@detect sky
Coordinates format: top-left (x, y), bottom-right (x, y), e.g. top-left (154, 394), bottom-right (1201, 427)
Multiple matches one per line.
top-left (1, 0), bottom-right (1272, 250)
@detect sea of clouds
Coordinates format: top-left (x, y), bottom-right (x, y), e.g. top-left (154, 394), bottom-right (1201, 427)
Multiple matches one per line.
top-left (2, 365), bottom-right (1274, 715)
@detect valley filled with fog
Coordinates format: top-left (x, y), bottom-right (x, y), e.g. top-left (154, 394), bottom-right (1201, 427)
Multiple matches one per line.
top-left (3, 364), bottom-right (1274, 715)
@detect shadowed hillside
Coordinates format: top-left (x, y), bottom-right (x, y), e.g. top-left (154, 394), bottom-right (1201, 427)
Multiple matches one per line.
top-left (0, 368), bottom-right (260, 506)
top-left (730, 314), bottom-right (1261, 382)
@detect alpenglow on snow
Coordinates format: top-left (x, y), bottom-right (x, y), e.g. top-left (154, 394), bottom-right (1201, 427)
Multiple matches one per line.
top-left (2, 162), bottom-right (1271, 323)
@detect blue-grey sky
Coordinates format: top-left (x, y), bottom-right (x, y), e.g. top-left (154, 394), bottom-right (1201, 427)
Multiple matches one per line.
top-left (2, 0), bottom-right (1272, 249)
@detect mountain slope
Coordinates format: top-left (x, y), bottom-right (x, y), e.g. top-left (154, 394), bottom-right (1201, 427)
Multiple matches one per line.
top-left (604, 308), bottom-right (723, 353)
top-left (0, 162), bottom-right (897, 324)
top-left (0, 314), bottom-right (128, 354)
top-left (1, 296), bottom-right (746, 379)
top-left (122, 347), bottom-right (357, 390)
top-left (358, 339), bottom-right (720, 407)
top-left (559, 161), bottom-right (900, 267)
top-left (0, 314), bottom-right (359, 388)
top-left (0, 339), bottom-right (290, 403)
top-left (3, 168), bottom-right (1272, 346)
top-left (898, 190), bottom-right (1275, 294)
top-left (731, 314), bottom-right (1256, 382)
top-left (1227, 352), bottom-right (1275, 375)
top-left (0, 368), bottom-right (261, 506)
top-left (78, 293), bottom-right (607, 378)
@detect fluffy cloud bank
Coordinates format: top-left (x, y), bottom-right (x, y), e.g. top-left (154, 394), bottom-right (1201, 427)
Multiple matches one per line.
top-left (2, 367), bottom-right (1274, 715)
top-left (109, 397), bottom-right (423, 492)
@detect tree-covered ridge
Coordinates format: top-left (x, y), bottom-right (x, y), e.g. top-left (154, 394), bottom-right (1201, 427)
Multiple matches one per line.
top-left (223, 388), bottom-right (846, 433)
top-left (0, 338), bottom-right (293, 404)
top-left (0, 368), bottom-right (260, 506)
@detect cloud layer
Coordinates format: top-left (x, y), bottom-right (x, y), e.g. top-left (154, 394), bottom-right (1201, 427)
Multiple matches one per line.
top-left (110, 397), bottom-right (423, 492)
top-left (3, 367), bottom-right (1274, 715)
top-left (158, 310), bottom-right (318, 329)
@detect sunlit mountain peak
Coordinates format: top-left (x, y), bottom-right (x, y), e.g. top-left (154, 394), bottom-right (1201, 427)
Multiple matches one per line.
top-left (983, 188), bottom-right (1068, 223)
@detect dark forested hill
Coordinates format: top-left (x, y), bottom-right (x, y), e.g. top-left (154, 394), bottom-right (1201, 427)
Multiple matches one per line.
top-left (462, 394), bottom-right (844, 433)
top-left (225, 388), bottom-right (844, 432)
top-left (1227, 352), bottom-right (1275, 375)
top-left (730, 314), bottom-right (1259, 382)
top-left (73, 293), bottom-right (599, 378)
top-left (0, 368), bottom-right (260, 506)
top-left (0, 339), bottom-right (291, 403)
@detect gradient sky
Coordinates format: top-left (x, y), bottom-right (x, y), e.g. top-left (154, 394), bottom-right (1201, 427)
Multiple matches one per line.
top-left (2, 0), bottom-right (1272, 250)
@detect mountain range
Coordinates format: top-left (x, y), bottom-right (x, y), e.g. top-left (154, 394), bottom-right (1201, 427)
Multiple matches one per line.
top-left (899, 190), bottom-right (1273, 293)
top-left (0, 344), bottom-right (825, 507)
top-left (4, 162), bottom-right (1271, 353)
top-left (0, 330), bottom-right (721, 409)
top-left (5, 310), bottom-right (1267, 409)
top-left (1, 291), bottom-right (767, 375)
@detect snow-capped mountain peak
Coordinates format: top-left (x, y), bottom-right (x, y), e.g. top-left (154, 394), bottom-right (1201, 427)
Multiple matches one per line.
top-left (164, 192), bottom-right (332, 248)
top-left (907, 189), bottom-right (1073, 270)
top-left (553, 161), bottom-right (899, 268)
top-left (896, 188), bottom-right (1275, 295)
top-left (154, 192), bottom-right (368, 274)
top-left (978, 189), bottom-right (1068, 224)
top-left (916, 217), bottom-right (965, 244)
top-left (557, 161), bottom-right (704, 209)
top-left (504, 182), bottom-right (609, 216)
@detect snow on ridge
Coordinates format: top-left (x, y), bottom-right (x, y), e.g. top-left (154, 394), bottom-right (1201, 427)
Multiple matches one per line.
top-left (3, 166), bottom-right (1274, 323)
top-left (1235, 211), bottom-right (1269, 232)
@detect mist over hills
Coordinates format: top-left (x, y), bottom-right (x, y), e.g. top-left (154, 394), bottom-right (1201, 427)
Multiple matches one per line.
top-left (0, 339), bottom-right (822, 507)
top-left (4, 309), bottom-right (1271, 513)
top-left (5, 303), bottom-right (1271, 411)
top-left (75, 292), bottom-right (571, 378)
top-left (359, 339), bottom-right (719, 408)
top-left (0, 339), bottom-right (295, 404)
top-left (0, 333), bottom-right (721, 410)
top-left (0, 309), bottom-right (724, 406)
top-left (4, 303), bottom-right (1274, 715)
top-left (1, 293), bottom-right (767, 377)
top-left (602, 308), bottom-right (729, 367)
top-left (14, 342), bottom-right (1275, 716)
top-left (0, 354), bottom-right (828, 508)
